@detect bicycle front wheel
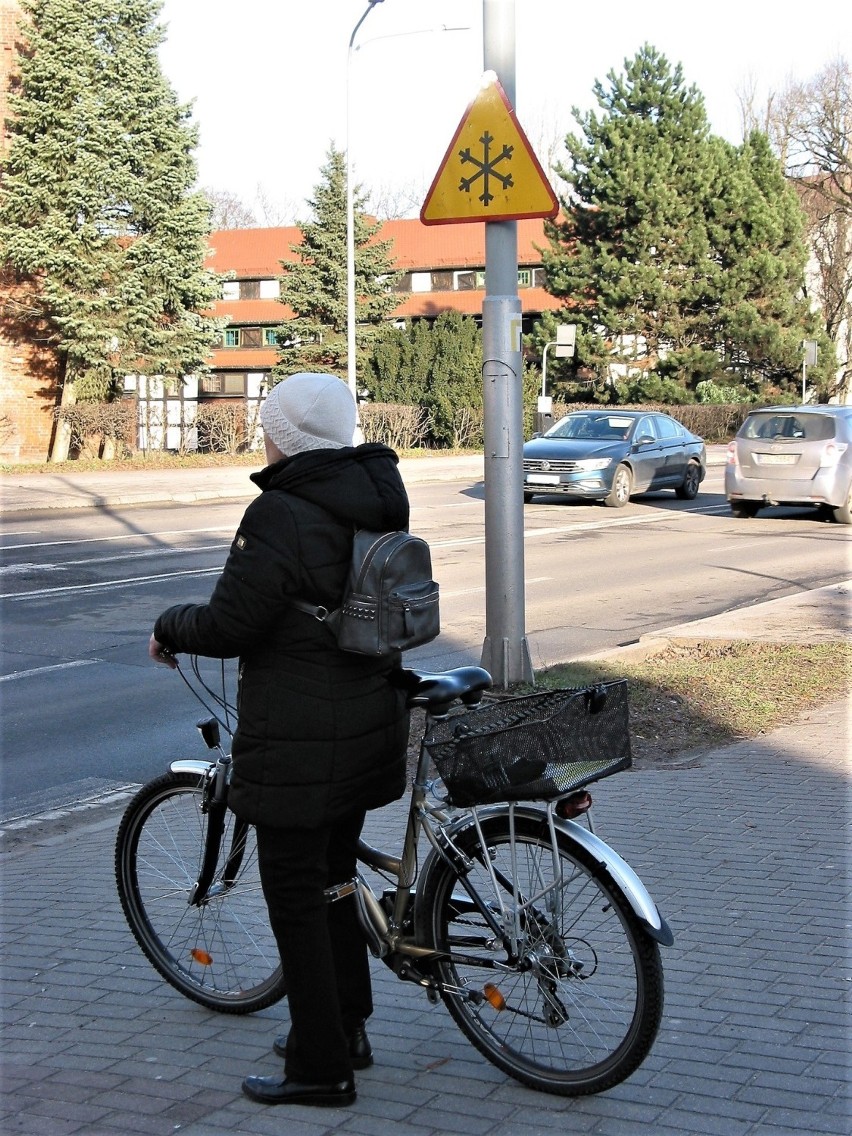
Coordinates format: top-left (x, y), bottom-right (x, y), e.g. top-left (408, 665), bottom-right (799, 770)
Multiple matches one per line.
top-left (416, 811), bottom-right (664, 1095)
top-left (115, 772), bottom-right (285, 1013)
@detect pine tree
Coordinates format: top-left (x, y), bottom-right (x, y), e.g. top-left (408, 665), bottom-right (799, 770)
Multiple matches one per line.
top-left (703, 131), bottom-right (820, 392)
top-left (540, 45), bottom-right (814, 399)
top-left (276, 144), bottom-right (399, 377)
top-left (0, 0), bottom-right (222, 458)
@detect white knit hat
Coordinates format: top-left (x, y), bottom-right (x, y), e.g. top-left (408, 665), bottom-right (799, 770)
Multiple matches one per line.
top-left (260, 373), bottom-right (357, 455)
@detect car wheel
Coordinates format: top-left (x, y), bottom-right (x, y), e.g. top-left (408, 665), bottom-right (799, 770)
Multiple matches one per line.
top-left (833, 484), bottom-right (852, 525)
top-left (676, 461), bottom-right (701, 500)
top-left (604, 464), bottom-right (632, 508)
top-left (730, 501), bottom-right (761, 518)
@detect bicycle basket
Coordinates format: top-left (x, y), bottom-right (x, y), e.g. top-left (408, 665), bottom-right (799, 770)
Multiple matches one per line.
top-left (423, 680), bottom-right (631, 807)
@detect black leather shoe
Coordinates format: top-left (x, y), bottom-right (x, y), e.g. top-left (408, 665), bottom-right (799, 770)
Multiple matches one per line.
top-left (273, 1023), bottom-right (373, 1070)
top-left (242, 1074), bottom-right (356, 1107)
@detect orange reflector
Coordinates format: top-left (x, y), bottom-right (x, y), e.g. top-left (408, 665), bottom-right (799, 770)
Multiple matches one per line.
top-left (556, 790), bottom-right (592, 819)
top-left (483, 983), bottom-right (505, 1010)
top-left (190, 948), bottom-right (213, 966)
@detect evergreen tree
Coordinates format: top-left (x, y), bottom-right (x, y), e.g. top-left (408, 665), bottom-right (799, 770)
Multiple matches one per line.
top-left (540, 45), bottom-right (813, 399)
top-left (276, 145), bottom-right (399, 377)
top-left (700, 131), bottom-right (820, 392)
top-left (0, 0), bottom-right (222, 458)
top-left (364, 311), bottom-right (483, 446)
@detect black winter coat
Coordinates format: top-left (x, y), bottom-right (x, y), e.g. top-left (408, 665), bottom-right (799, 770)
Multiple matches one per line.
top-left (154, 444), bottom-right (410, 829)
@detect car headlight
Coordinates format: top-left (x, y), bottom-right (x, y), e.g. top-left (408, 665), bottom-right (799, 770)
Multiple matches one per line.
top-left (574, 457), bottom-right (613, 471)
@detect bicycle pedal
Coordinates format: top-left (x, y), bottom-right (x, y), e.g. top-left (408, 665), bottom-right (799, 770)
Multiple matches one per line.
top-left (324, 880), bottom-right (358, 903)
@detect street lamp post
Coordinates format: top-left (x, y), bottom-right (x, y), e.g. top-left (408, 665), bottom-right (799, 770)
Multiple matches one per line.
top-left (346, 0), bottom-right (385, 405)
top-left (346, 9), bottom-right (469, 406)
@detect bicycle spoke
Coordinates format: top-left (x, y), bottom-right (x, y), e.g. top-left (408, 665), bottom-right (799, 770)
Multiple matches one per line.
top-left (116, 774), bottom-right (285, 1013)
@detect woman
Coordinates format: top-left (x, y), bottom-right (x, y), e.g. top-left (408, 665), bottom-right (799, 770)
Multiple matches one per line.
top-left (149, 372), bottom-right (410, 1108)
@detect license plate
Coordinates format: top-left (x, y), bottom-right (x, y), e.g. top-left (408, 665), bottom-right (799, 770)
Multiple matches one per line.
top-left (756, 453), bottom-right (797, 465)
top-left (527, 474), bottom-right (560, 485)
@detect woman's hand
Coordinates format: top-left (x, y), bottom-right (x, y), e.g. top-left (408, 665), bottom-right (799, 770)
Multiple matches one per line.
top-left (149, 634), bottom-right (178, 669)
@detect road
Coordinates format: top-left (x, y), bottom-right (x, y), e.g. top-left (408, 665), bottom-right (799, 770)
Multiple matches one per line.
top-left (1, 465), bottom-right (848, 820)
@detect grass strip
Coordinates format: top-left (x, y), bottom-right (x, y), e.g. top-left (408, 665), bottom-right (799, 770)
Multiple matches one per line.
top-left (531, 640), bottom-right (851, 764)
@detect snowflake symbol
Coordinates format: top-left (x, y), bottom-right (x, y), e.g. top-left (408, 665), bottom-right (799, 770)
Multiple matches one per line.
top-left (458, 132), bottom-right (514, 206)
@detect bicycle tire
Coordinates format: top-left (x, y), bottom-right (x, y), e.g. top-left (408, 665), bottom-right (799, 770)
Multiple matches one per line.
top-left (415, 811), bottom-right (664, 1095)
top-left (115, 772), bottom-right (286, 1014)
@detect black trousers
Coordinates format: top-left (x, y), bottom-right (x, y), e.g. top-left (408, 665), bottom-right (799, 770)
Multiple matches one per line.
top-left (255, 808), bottom-right (372, 1082)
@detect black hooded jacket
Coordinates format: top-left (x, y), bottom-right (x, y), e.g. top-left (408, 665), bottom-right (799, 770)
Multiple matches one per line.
top-left (154, 444), bottom-right (410, 828)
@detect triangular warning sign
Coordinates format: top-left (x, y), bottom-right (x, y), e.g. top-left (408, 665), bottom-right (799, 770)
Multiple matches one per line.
top-left (421, 74), bottom-right (559, 226)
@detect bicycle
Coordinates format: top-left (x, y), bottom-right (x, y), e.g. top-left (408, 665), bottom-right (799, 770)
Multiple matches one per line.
top-left (115, 659), bottom-right (673, 1097)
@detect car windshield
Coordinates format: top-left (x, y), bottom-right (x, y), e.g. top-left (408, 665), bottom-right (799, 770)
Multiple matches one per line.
top-left (546, 414), bottom-right (634, 441)
top-left (741, 413), bottom-right (835, 443)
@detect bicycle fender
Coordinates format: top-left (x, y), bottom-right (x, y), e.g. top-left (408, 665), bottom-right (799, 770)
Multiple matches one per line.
top-left (440, 805), bottom-right (673, 947)
top-left (169, 759), bottom-right (214, 777)
top-left (556, 816), bottom-right (674, 946)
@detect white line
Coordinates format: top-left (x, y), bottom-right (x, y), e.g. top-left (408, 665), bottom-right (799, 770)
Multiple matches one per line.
top-left (15, 544), bottom-right (225, 572)
top-left (3, 525), bottom-right (235, 552)
top-left (442, 575), bottom-right (551, 598)
top-left (0, 660), bottom-right (99, 682)
top-left (0, 565), bottom-right (222, 600)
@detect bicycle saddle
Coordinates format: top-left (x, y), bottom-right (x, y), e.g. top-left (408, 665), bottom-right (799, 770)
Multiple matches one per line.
top-left (392, 666), bottom-right (493, 714)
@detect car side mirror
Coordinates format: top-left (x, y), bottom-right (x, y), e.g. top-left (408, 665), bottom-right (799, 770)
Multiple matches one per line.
top-left (531, 432), bottom-right (542, 439)
top-left (635, 434), bottom-right (655, 446)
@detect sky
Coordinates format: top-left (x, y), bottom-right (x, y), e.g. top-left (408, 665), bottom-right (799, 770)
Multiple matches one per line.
top-left (156, 0), bottom-right (850, 223)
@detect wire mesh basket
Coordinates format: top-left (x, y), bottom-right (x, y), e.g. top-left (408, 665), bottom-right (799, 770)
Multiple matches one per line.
top-left (423, 680), bottom-right (631, 807)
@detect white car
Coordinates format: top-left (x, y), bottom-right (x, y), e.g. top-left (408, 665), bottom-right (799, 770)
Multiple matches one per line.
top-left (725, 406), bottom-right (852, 524)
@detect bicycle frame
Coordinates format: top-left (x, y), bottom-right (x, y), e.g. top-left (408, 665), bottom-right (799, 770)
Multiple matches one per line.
top-left (351, 706), bottom-right (671, 997)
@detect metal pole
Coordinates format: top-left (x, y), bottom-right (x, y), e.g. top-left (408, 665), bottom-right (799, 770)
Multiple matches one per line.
top-left (480, 0), bottom-right (533, 687)
top-left (347, 1), bottom-right (384, 404)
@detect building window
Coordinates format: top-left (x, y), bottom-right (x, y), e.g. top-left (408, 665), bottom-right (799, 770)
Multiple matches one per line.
top-left (475, 271), bottom-right (487, 287)
top-left (224, 329), bottom-right (240, 347)
top-left (199, 373), bottom-right (247, 396)
top-left (517, 269), bottom-right (531, 287)
top-left (264, 328), bottom-right (280, 346)
top-left (411, 271), bottom-right (432, 293)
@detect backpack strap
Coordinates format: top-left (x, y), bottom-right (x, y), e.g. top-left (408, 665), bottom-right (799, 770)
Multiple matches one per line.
top-left (288, 597), bottom-right (341, 632)
top-left (286, 524), bottom-right (356, 629)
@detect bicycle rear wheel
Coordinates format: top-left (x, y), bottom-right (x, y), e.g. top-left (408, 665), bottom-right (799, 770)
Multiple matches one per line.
top-left (115, 772), bottom-right (285, 1013)
top-left (416, 811), bottom-right (663, 1095)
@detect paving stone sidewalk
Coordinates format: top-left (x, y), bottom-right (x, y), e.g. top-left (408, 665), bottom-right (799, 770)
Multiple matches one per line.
top-left (1, 697), bottom-right (849, 1136)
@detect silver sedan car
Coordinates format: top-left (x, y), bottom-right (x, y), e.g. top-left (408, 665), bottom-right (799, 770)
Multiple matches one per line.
top-left (725, 405), bottom-right (852, 524)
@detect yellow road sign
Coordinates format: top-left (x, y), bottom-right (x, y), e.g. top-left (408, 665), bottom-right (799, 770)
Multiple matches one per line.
top-left (421, 74), bottom-right (559, 226)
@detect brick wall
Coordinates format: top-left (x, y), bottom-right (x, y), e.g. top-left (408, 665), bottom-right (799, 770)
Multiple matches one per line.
top-left (1, 0), bottom-right (59, 463)
top-left (0, 0), bottom-right (21, 156)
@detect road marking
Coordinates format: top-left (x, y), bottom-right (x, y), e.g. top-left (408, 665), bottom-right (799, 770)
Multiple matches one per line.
top-left (1, 544), bottom-right (227, 574)
top-left (442, 575), bottom-right (552, 598)
top-left (0, 505), bottom-right (735, 601)
top-left (0, 660), bottom-right (100, 682)
top-left (0, 562), bottom-right (65, 575)
top-left (2, 525), bottom-right (235, 551)
top-left (0, 565), bottom-right (223, 600)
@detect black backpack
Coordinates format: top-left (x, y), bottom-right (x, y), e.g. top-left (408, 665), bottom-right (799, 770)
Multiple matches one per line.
top-left (289, 529), bottom-right (440, 657)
